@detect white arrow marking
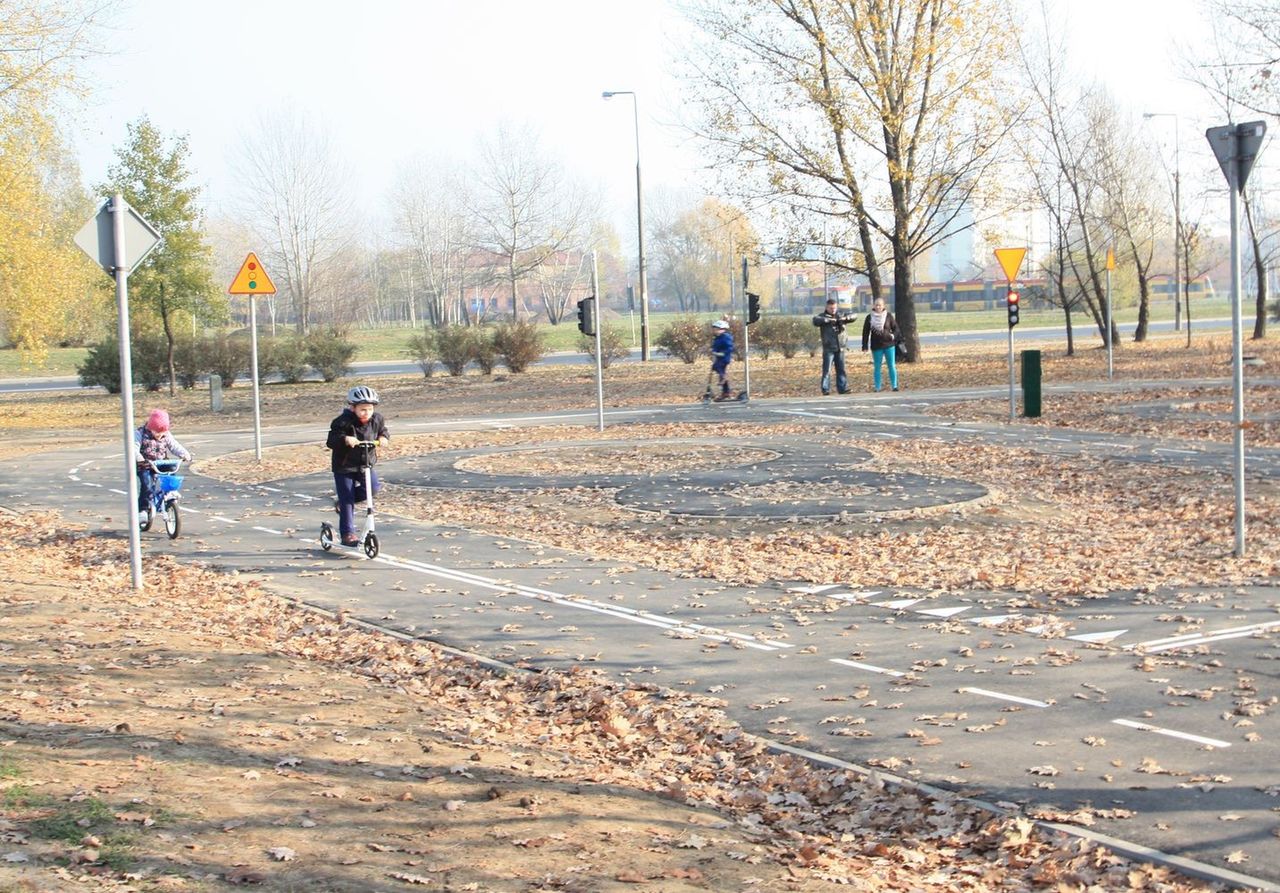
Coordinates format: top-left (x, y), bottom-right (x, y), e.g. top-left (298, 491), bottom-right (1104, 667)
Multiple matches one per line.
top-left (1067, 629), bottom-right (1129, 645)
top-left (916, 605), bottom-right (971, 619)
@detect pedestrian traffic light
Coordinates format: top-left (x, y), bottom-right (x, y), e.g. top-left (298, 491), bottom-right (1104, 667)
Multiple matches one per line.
top-left (1006, 289), bottom-right (1020, 328)
top-left (577, 296), bottom-right (596, 336)
top-left (746, 291), bottom-right (761, 325)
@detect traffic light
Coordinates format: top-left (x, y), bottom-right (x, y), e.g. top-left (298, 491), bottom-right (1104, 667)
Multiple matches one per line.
top-left (1006, 289), bottom-right (1020, 328)
top-left (746, 291), bottom-right (761, 325)
top-left (577, 296), bottom-right (596, 336)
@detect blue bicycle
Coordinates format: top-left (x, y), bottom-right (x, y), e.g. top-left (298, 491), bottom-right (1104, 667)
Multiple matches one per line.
top-left (139, 458), bottom-right (184, 539)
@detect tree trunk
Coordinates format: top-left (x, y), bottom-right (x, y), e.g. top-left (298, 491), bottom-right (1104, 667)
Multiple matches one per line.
top-left (1063, 298), bottom-right (1075, 357)
top-left (1134, 275), bottom-right (1150, 342)
top-left (160, 285), bottom-right (176, 397)
top-left (1245, 196), bottom-right (1268, 340)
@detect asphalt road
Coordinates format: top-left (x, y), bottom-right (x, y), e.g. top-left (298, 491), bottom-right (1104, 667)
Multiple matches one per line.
top-left (0, 317), bottom-right (1240, 394)
top-left (6, 384), bottom-right (1279, 891)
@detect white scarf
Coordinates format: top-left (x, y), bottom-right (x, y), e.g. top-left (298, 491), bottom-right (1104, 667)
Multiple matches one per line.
top-left (870, 309), bottom-right (887, 332)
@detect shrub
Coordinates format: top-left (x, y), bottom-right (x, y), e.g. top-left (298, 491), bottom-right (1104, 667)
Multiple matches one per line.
top-left (492, 319), bottom-right (545, 373)
top-left (576, 325), bottom-right (630, 368)
top-left (265, 336), bottom-right (311, 384)
top-left (751, 316), bottom-right (812, 359)
top-left (655, 315), bottom-right (708, 364)
top-left (174, 336), bottom-right (203, 389)
top-left (130, 333), bottom-right (169, 392)
top-left (77, 339), bottom-right (122, 393)
top-left (471, 327), bottom-right (499, 375)
top-left (203, 332), bottom-right (251, 387)
top-left (405, 328), bottom-right (437, 378)
top-left (304, 327), bottom-right (356, 382)
top-left (436, 324), bottom-right (475, 376)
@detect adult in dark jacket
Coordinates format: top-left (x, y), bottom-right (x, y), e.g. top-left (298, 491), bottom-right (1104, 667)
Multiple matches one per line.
top-left (326, 385), bottom-right (390, 546)
top-left (860, 297), bottom-right (900, 392)
top-left (812, 297), bottom-right (856, 395)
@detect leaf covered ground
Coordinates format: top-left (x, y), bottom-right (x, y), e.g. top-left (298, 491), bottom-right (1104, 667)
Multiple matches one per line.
top-left (0, 514), bottom-right (1231, 892)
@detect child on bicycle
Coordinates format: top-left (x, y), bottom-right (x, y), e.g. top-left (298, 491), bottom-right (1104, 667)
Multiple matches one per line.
top-left (133, 409), bottom-right (191, 525)
top-left (326, 385), bottom-right (390, 547)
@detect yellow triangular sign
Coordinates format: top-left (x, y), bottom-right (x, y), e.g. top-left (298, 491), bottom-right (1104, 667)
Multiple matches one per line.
top-left (993, 247), bottom-right (1027, 283)
top-left (228, 252), bottom-right (277, 295)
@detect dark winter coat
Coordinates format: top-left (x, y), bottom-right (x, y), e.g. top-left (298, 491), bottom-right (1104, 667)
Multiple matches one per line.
top-left (861, 311), bottom-right (900, 352)
top-left (711, 330), bottom-right (734, 370)
top-left (326, 409), bottom-right (390, 474)
top-left (812, 309), bottom-right (856, 352)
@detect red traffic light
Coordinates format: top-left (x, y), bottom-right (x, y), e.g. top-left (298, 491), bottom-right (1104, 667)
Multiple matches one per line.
top-left (1007, 290), bottom-right (1020, 305)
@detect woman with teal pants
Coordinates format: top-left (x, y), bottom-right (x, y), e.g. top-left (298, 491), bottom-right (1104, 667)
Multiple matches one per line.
top-left (860, 297), bottom-right (900, 392)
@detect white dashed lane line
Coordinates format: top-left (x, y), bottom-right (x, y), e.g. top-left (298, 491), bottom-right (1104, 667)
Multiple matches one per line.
top-left (957, 687), bottom-right (1052, 708)
top-left (1111, 719), bottom-right (1231, 749)
top-left (1127, 620), bottom-right (1280, 654)
top-left (829, 658), bottom-right (905, 678)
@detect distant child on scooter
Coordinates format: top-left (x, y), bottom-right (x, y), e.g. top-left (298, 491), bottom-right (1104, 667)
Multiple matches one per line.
top-left (706, 319), bottom-right (735, 402)
top-left (133, 409), bottom-right (191, 526)
top-left (326, 385), bottom-right (390, 547)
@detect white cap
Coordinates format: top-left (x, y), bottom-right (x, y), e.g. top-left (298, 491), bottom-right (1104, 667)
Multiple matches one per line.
top-left (712, 319), bottom-right (729, 329)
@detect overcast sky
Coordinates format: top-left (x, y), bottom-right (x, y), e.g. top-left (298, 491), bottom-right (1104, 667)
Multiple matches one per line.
top-left (70, 0), bottom-right (1231, 238)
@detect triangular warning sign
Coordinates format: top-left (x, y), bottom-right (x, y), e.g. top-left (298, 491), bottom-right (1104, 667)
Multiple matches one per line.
top-left (993, 247), bottom-right (1026, 283)
top-left (228, 252), bottom-right (277, 295)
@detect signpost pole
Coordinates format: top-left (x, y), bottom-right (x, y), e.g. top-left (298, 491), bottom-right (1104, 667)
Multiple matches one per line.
top-left (741, 256), bottom-right (751, 401)
top-left (1007, 288), bottom-right (1016, 422)
top-left (1206, 120), bottom-right (1267, 558)
top-left (591, 252), bottom-right (605, 432)
top-left (112, 194), bottom-right (144, 591)
top-left (1227, 146), bottom-right (1246, 557)
top-left (1106, 255), bottom-right (1113, 381)
top-left (249, 295), bottom-right (262, 461)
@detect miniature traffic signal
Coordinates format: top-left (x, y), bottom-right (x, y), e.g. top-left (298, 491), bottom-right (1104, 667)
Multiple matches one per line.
top-left (1006, 289), bottom-right (1020, 328)
top-left (577, 296), bottom-right (596, 336)
top-left (746, 291), bottom-right (761, 325)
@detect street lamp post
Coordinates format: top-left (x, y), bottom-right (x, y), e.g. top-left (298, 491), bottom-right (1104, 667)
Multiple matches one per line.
top-left (603, 90), bottom-right (650, 361)
top-left (1144, 112), bottom-right (1182, 333)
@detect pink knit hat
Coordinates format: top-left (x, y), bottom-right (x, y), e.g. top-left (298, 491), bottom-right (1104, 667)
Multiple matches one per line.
top-left (146, 409), bottom-right (170, 434)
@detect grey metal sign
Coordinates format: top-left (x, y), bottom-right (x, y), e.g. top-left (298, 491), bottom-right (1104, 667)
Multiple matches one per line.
top-left (1206, 120), bottom-right (1268, 191)
top-left (74, 197), bottom-right (162, 275)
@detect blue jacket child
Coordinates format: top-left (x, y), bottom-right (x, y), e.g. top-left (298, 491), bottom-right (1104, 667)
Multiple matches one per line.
top-left (710, 319), bottom-right (734, 400)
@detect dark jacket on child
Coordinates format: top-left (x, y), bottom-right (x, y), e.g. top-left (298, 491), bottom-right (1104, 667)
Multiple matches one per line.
top-left (326, 409), bottom-right (389, 474)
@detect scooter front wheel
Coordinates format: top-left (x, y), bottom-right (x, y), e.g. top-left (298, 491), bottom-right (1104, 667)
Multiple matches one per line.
top-left (319, 523), bottom-right (334, 552)
top-left (362, 533), bottom-right (379, 559)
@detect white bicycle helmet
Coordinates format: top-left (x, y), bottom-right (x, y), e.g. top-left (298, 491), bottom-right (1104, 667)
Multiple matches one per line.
top-left (346, 385), bottom-right (380, 405)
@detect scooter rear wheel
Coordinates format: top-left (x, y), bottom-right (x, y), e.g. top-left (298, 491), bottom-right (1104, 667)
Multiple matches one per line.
top-left (319, 523), bottom-right (334, 552)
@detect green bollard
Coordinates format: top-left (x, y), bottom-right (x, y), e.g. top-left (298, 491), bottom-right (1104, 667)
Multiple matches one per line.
top-left (1020, 349), bottom-right (1041, 418)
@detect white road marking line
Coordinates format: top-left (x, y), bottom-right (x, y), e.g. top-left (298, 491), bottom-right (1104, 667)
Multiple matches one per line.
top-left (916, 605), bottom-right (970, 619)
top-left (108, 488), bottom-right (126, 495)
top-left (402, 410), bottom-right (663, 429)
top-left (252, 526), bottom-right (283, 535)
top-left (182, 507), bottom-right (202, 514)
top-left (1127, 620), bottom-right (1280, 652)
top-left (84, 482), bottom-right (102, 488)
top-left (1142, 627), bottom-right (1280, 654)
top-left (212, 515), bottom-right (238, 524)
top-left (871, 432), bottom-right (902, 439)
top-left (958, 687), bottom-right (1051, 708)
top-left (874, 598), bottom-right (923, 610)
top-left (259, 486), bottom-right (283, 493)
top-left (969, 614), bottom-right (1021, 626)
top-left (1111, 719), bottom-right (1231, 748)
top-left (292, 493), bottom-right (318, 500)
top-left (789, 583), bottom-right (841, 594)
top-left (1067, 629), bottom-right (1129, 645)
top-left (1154, 448), bottom-right (1199, 455)
top-left (369, 552), bottom-right (789, 652)
top-left (830, 658), bottom-right (905, 677)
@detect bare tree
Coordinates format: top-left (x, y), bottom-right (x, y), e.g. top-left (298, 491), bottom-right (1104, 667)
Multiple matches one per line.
top-left (390, 154), bottom-right (476, 327)
top-left (233, 107), bottom-right (358, 334)
top-left (680, 0), bottom-right (1015, 362)
top-left (470, 122), bottom-right (596, 319)
top-left (1018, 7), bottom-right (1120, 349)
